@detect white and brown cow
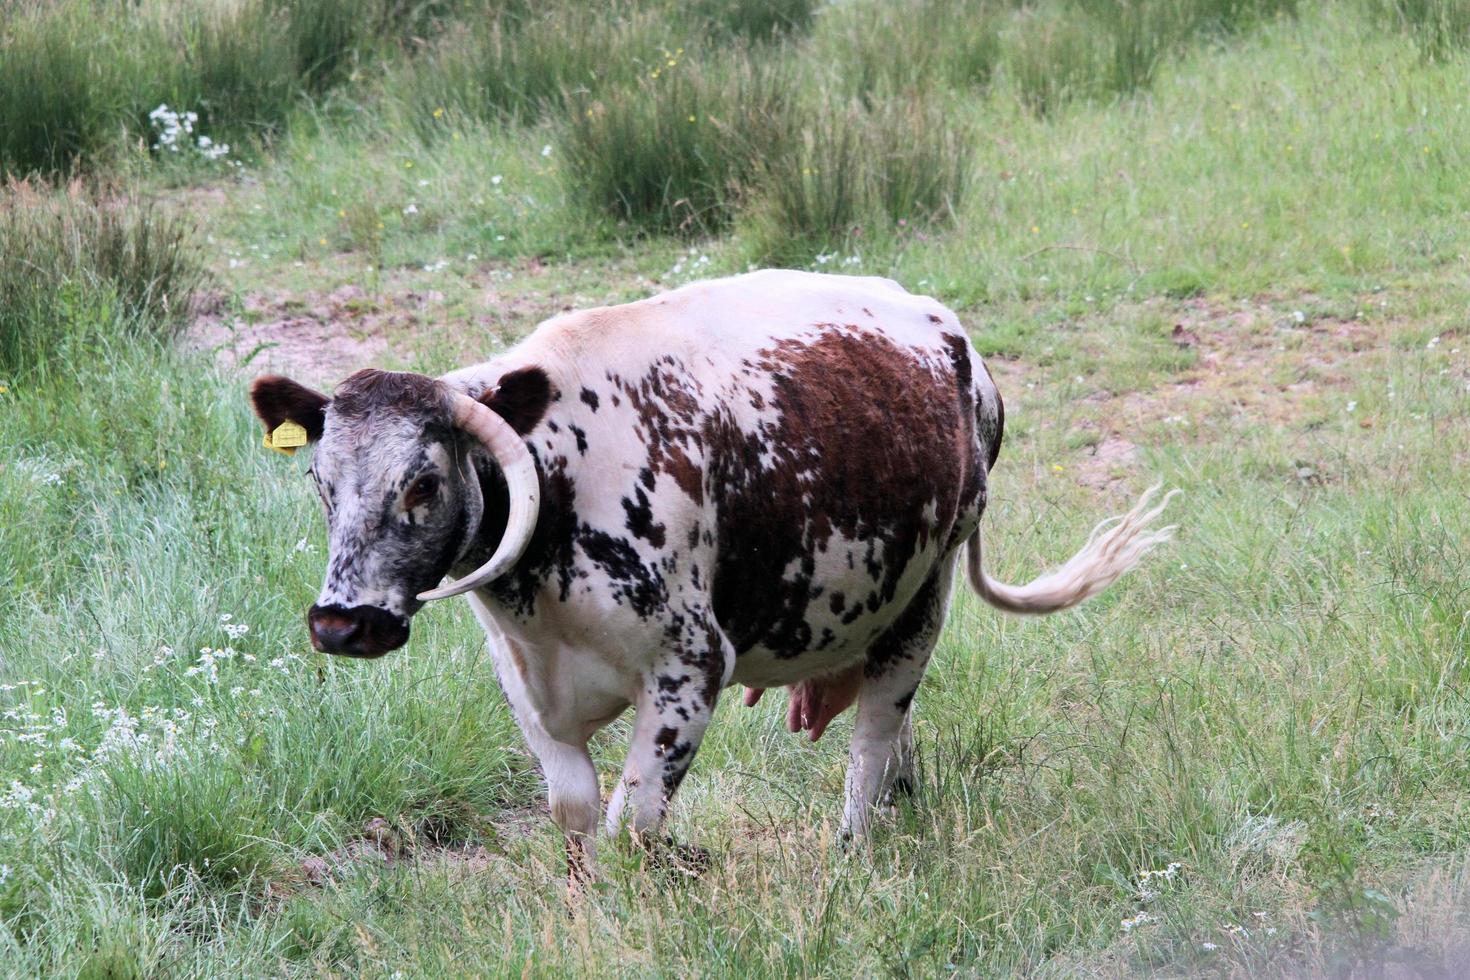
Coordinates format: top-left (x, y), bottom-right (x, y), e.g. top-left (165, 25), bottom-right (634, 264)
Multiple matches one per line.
top-left (250, 269), bottom-right (1175, 876)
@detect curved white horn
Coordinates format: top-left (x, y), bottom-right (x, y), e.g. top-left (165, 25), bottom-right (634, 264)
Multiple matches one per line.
top-left (417, 393), bottom-right (540, 601)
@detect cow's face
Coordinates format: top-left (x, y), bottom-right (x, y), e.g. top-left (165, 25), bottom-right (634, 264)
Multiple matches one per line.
top-left (250, 368), bottom-right (549, 658)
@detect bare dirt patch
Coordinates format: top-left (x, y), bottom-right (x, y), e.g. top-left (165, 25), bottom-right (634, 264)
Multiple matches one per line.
top-left (272, 806), bottom-right (549, 900)
top-left (1118, 299), bottom-right (1427, 430)
top-left (188, 259), bottom-right (609, 384)
top-left (1074, 433), bottom-right (1140, 490)
top-left (190, 285), bottom-right (396, 385)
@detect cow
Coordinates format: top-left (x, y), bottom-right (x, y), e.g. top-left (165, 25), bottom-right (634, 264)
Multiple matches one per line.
top-left (249, 269), bottom-right (1176, 880)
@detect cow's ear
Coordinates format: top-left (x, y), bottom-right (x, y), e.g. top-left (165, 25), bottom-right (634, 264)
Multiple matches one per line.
top-left (478, 366), bottom-right (554, 436)
top-left (250, 375), bottom-right (329, 442)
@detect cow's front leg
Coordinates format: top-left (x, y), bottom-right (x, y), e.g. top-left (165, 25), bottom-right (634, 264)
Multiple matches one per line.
top-left (607, 627), bottom-right (733, 842)
top-left (532, 735), bottom-right (601, 883)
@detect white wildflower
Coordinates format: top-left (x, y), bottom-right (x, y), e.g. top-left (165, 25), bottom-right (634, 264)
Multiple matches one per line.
top-left (0, 781), bottom-right (34, 809)
top-left (1121, 911), bottom-right (1156, 933)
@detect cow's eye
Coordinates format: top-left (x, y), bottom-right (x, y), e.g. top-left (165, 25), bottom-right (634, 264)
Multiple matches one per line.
top-left (405, 474), bottom-right (440, 510)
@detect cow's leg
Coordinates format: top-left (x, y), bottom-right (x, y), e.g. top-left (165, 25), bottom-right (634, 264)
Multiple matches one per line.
top-left (464, 597), bottom-right (602, 882)
top-left (530, 734), bottom-right (601, 882)
top-left (607, 614), bottom-right (734, 841)
top-left (842, 564), bottom-right (954, 839)
top-left (890, 709), bottom-right (918, 799)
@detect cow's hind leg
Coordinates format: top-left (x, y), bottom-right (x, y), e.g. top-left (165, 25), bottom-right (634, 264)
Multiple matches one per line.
top-left (606, 610), bottom-right (735, 852)
top-left (842, 563), bottom-right (954, 839)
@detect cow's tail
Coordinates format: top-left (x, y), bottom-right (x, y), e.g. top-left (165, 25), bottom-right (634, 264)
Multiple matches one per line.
top-left (966, 484), bottom-right (1179, 615)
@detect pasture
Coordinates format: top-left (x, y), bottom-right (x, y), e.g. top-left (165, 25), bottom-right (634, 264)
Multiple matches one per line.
top-left (1, 0), bottom-right (1469, 975)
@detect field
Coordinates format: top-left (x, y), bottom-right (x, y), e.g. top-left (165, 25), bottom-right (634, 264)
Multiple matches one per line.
top-left (2, 0), bottom-right (1470, 975)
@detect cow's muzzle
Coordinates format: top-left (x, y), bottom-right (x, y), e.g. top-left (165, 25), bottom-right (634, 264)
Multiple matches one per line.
top-left (307, 603), bottom-right (410, 658)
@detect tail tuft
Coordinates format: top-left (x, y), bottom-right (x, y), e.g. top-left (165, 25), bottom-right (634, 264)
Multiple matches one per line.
top-left (967, 484), bottom-right (1179, 615)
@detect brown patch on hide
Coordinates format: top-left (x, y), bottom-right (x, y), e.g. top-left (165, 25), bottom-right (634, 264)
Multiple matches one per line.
top-left (617, 359), bottom-right (707, 506)
top-left (708, 325), bottom-right (979, 658)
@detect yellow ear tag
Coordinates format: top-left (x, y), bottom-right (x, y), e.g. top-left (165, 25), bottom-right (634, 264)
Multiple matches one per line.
top-left (265, 420), bottom-right (309, 456)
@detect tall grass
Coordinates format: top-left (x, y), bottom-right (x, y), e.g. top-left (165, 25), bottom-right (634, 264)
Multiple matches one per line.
top-left (1005, 0), bottom-right (1300, 115)
top-left (683, 0), bottom-right (819, 41)
top-left (822, 0), bottom-right (1006, 105)
top-left (1370, 0), bottom-right (1470, 57)
top-left (0, 184), bottom-right (205, 378)
top-left (0, 4), bottom-right (144, 177)
top-left (557, 52), bottom-right (800, 234)
top-left (0, 0), bottom-right (485, 175)
top-left (178, 3), bottom-right (300, 140)
top-left (393, 6), bottom-right (664, 131)
top-left (740, 98), bottom-right (972, 264)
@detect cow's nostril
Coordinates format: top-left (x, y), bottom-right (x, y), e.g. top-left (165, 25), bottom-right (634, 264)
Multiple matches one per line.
top-left (308, 607), bottom-right (363, 653)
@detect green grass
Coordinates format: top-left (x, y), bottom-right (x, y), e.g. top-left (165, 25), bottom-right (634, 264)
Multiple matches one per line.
top-left (3, 0), bottom-right (1470, 975)
top-left (0, 184), bottom-right (204, 379)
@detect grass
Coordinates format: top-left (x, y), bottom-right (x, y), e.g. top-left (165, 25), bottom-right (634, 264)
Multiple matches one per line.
top-left (0, 182), bottom-right (205, 379)
top-left (2, 0), bottom-right (1470, 976)
top-left (558, 50), bottom-right (801, 235)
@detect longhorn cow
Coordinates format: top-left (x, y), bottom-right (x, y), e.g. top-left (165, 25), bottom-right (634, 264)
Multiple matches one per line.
top-left (249, 270), bottom-right (1176, 877)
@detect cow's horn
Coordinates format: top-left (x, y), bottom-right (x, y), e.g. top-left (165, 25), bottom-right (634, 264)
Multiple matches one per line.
top-left (417, 393), bottom-right (540, 601)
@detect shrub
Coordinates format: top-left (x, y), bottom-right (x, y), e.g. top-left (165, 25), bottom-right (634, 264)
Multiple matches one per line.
top-left (179, 3), bottom-right (300, 141)
top-left (558, 52), bottom-right (799, 234)
top-left (0, 184), bottom-right (205, 378)
top-left (1004, 0), bottom-right (1300, 116)
top-left (1369, 0), bottom-right (1470, 58)
top-left (741, 97), bottom-right (972, 265)
top-left (0, 5), bottom-right (133, 177)
top-left (685, 0), bottom-right (819, 41)
top-left (395, 5), bottom-right (663, 132)
top-left (825, 0), bottom-right (1005, 105)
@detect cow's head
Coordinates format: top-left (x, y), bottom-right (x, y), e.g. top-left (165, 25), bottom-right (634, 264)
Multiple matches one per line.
top-left (250, 368), bottom-right (550, 658)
